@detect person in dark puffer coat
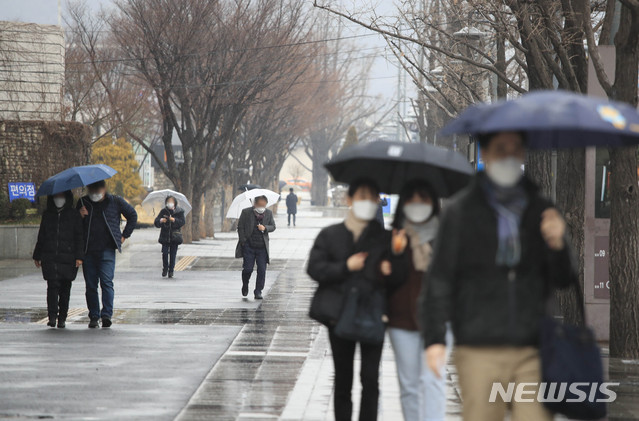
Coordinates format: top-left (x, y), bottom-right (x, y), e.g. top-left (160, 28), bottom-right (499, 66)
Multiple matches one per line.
top-left (33, 190), bottom-right (84, 328)
top-left (154, 195), bottom-right (185, 278)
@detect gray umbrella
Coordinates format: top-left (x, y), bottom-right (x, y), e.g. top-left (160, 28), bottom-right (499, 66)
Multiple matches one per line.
top-left (325, 141), bottom-right (473, 197)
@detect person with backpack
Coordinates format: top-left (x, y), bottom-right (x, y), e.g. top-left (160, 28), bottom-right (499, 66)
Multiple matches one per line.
top-left (78, 180), bottom-right (137, 329)
top-left (33, 190), bottom-right (84, 328)
top-left (154, 195), bottom-right (185, 278)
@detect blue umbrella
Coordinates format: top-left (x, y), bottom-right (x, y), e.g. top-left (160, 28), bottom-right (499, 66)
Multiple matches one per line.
top-left (440, 90), bottom-right (639, 149)
top-left (36, 164), bottom-right (117, 197)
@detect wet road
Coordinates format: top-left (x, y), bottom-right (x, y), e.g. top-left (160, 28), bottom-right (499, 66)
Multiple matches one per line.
top-left (1, 208), bottom-right (638, 420)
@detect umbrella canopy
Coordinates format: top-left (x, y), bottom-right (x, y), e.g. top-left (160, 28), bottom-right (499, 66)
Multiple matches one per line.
top-left (141, 189), bottom-right (192, 216)
top-left (36, 164), bottom-right (117, 197)
top-left (226, 188), bottom-right (280, 219)
top-left (238, 184), bottom-right (262, 191)
top-left (440, 90), bottom-right (639, 149)
top-left (325, 141), bottom-right (473, 197)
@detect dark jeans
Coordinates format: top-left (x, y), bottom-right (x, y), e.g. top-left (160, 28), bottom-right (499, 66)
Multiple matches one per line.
top-left (47, 279), bottom-right (72, 321)
top-left (242, 243), bottom-right (268, 294)
top-left (329, 329), bottom-right (384, 421)
top-left (162, 244), bottom-right (178, 271)
top-left (83, 249), bottom-right (116, 320)
top-left (288, 212), bottom-right (296, 226)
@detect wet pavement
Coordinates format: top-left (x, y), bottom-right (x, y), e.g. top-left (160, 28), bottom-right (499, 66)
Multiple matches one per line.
top-left (1, 206), bottom-right (638, 420)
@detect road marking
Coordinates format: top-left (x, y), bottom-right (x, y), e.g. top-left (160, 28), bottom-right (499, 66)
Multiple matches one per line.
top-left (174, 256), bottom-right (197, 271)
top-left (35, 307), bottom-right (87, 325)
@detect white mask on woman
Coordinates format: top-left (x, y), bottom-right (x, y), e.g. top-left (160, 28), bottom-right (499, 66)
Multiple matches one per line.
top-left (352, 200), bottom-right (378, 221)
top-left (89, 192), bottom-right (104, 202)
top-left (403, 203), bottom-right (433, 224)
top-left (53, 197), bottom-right (66, 209)
top-left (166, 202), bottom-right (175, 210)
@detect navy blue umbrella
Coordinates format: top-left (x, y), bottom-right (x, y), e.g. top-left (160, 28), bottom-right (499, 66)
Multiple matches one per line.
top-left (440, 90), bottom-right (639, 148)
top-left (36, 164), bottom-right (117, 197)
top-left (325, 141), bottom-right (473, 197)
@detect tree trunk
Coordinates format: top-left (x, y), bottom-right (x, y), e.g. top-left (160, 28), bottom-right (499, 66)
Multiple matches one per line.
top-left (191, 192), bottom-right (203, 241)
top-left (311, 137), bottom-right (330, 206)
top-left (608, 2), bottom-right (639, 359)
top-left (525, 150), bottom-right (553, 197)
top-left (222, 183), bottom-right (235, 232)
top-left (204, 187), bottom-right (218, 238)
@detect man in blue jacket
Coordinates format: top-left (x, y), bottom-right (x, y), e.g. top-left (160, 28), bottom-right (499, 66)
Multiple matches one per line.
top-left (78, 180), bottom-right (137, 328)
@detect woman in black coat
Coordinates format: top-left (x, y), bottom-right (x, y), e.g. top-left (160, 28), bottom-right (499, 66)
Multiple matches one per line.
top-left (154, 195), bottom-right (185, 278)
top-left (307, 178), bottom-right (392, 421)
top-left (33, 190), bottom-right (84, 328)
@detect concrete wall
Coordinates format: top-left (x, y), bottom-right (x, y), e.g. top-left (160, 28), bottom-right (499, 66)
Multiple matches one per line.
top-left (0, 21), bottom-right (64, 120)
top-left (0, 225), bottom-right (39, 259)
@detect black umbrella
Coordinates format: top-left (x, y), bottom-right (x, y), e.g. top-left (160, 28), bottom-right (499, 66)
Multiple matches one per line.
top-left (238, 184), bottom-right (261, 191)
top-left (325, 141), bottom-right (473, 197)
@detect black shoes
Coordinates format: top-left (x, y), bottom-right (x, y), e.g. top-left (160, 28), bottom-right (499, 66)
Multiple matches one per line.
top-left (57, 319), bottom-right (66, 329)
top-left (47, 319), bottom-right (56, 328)
top-left (88, 318), bottom-right (100, 328)
top-left (102, 318), bottom-right (112, 328)
top-left (168, 271), bottom-right (174, 278)
top-left (162, 268), bottom-right (168, 277)
top-left (242, 283), bottom-right (249, 297)
top-left (254, 292), bottom-right (263, 300)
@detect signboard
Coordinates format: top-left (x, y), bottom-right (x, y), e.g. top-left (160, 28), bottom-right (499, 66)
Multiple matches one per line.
top-left (594, 235), bottom-right (610, 299)
top-left (8, 182), bottom-right (36, 202)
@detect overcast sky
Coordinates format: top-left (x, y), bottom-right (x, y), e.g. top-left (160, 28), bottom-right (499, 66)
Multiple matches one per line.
top-left (0, 0), bottom-right (404, 102)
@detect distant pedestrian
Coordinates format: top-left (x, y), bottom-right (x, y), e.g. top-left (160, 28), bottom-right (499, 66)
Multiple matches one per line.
top-left (422, 131), bottom-right (577, 421)
top-left (33, 190), bottom-right (84, 328)
top-left (375, 197), bottom-right (387, 226)
top-left (78, 180), bottom-right (137, 329)
top-left (308, 178), bottom-right (392, 421)
top-left (235, 196), bottom-right (276, 299)
top-left (387, 180), bottom-right (448, 421)
top-left (285, 188), bottom-right (298, 227)
top-left (154, 195), bottom-right (185, 278)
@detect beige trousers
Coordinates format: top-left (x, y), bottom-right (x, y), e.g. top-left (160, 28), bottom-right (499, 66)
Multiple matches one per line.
top-left (454, 346), bottom-right (553, 421)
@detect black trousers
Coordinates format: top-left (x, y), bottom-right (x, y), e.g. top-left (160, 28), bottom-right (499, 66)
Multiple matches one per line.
top-left (329, 329), bottom-right (384, 421)
top-left (47, 279), bottom-right (72, 321)
top-left (287, 212), bottom-right (296, 225)
top-left (162, 244), bottom-right (178, 271)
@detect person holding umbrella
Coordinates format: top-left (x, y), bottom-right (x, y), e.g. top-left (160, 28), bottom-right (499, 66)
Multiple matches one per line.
top-left (422, 131), bottom-right (577, 421)
top-left (32, 190), bottom-right (84, 328)
top-left (235, 195), bottom-right (276, 300)
top-left (154, 195), bottom-right (185, 278)
top-left (78, 180), bottom-right (138, 328)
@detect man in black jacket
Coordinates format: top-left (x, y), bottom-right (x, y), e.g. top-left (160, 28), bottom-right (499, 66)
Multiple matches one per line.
top-left (285, 188), bottom-right (298, 227)
top-left (235, 196), bottom-right (276, 299)
top-left (78, 180), bottom-right (137, 328)
top-left (421, 131), bottom-right (576, 421)
top-left (33, 190), bottom-right (84, 328)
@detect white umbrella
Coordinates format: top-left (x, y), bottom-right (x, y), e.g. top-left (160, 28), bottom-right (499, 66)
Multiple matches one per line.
top-left (226, 188), bottom-right (280, 219)
top-left (142, 189), bottom-right (192, 216)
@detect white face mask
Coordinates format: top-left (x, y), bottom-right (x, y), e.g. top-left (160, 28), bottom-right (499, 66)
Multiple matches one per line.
top-left (486, 157), bottom-right (524, 188)
top-left (403, 203), bottom-right (433, 224)
top-left (166, 202), bottom-right (175, 210)
top-left (255, 207), bottom-right (266, 214)
top-left (53, 197), bottom-right (66, 209)
top-left (351, 200), bottom-right (378, 221)
top-left (89, 192), bottom-right (104, 202)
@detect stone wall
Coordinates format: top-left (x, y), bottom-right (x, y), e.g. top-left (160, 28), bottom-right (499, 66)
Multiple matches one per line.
top-left (0, 120), bottom-right (91, 197)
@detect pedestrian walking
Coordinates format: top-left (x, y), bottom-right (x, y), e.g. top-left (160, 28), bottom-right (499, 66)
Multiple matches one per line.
top-left (235, 195), bottom-right (276, 300)
top-left (386, 180), bottom-right (447, 421)
top-left (422, 131), bottom-right (577, 421)
top-left (33, 190), bottom-right (84, 328)
top-left (154, 195), bottom-right (185, 278)
top-left (307, 178), bottom-right (392, 421)
top-left (78, 180), bottom-right (137, 328)
top-left (285, 188), bottom-right (298, 227)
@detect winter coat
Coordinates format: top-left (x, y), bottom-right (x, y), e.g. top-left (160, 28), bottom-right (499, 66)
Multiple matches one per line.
top-left (285, 193), bottom-right (298, 214)
top-left (32, 191), bottom-right (84, 281)
top-left (154, 206), bottom-right (186, 245)
top-left (235, 207), bottom-right (276, 263)
top-left (421, 173), bottom-right (577, 348)
top-left (77, 193), bottom-right (137, 253)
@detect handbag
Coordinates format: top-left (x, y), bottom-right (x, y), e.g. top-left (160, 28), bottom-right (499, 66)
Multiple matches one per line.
top-left (309, 283), bottom-right (345, 327)
top-left (540, 279), bottom-right (607, 419)
top-left (333, 278), bottom-right (387, 345)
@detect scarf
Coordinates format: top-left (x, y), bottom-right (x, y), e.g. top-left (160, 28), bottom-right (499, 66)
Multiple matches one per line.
top-left (404, 217), bottom-right (439, 272)
top-left (481, 177), bottom-right (528, 267)
top-left (254, 210), bottom-right (265, 223)
top-left (344, 209), bottom-right (369, 243)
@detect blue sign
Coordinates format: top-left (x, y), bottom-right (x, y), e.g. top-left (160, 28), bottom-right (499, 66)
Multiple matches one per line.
top-left (381, 194), bottom-right (392, 214)
top-left (476, 143), bottom-right (485, 171)
top-left (8, 182), bottom-right (36, 202)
